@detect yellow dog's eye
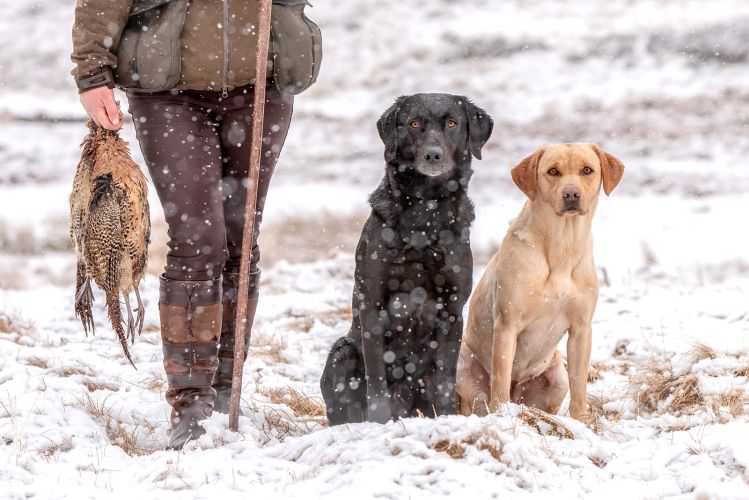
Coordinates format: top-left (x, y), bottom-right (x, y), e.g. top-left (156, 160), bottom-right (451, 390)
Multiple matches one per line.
top-left (582, 166), bottom-right (593, 175)
top-left (446, 119), bottom-right (457, 128)
top-left (547, 168), bottom-right (560, 176)
top-left (410, 120), bottom-right (420, 129)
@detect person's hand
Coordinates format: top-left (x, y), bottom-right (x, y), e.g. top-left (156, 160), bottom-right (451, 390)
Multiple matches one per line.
top-left (79, 86), bottom-right (121, 130)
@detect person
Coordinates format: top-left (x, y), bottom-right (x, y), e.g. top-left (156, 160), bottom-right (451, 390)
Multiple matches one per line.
top-left (71, 0), bottom-right (318, 450)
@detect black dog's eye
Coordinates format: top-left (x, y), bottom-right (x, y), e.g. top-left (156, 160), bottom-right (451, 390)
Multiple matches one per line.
top-left (410, 120), bottom-right (420, 129)
top-left (547, 168), bottom-right (560, 176)
top-left (582, 166), bottom-right (593, 175)
top-left (446, 119), bottom-right (457, 128)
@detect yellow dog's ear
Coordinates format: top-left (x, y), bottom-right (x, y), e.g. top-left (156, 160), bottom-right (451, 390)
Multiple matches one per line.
top-left (511, 148), bottom-right (544, 200)
top-left (592, 145), bottom-right (625, 196)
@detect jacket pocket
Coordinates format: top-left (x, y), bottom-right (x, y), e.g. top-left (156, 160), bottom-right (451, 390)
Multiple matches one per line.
top-left (114, 0), bottom-right (188, 92)
top-left (270, 0), bottom-right (323, 95)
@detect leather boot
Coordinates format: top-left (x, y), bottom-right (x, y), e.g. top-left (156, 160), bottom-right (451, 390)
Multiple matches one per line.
top-left (159, 275), bottom-right (222, 450)
top-left (213, 270), bottom-right (260, 414)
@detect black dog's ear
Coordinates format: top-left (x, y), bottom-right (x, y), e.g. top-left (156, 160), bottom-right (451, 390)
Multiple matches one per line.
top-left (464, 99), bottom-right (493, 160)
top-left (377, 97), bottom-right (403, 163)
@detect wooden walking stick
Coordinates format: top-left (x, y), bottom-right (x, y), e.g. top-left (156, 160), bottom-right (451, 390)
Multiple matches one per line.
top-left (229, 0), bottom-right (273, 431)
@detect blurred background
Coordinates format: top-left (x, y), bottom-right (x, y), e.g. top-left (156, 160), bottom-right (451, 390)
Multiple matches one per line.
top-left (1, 0), bottom-right (748, 290)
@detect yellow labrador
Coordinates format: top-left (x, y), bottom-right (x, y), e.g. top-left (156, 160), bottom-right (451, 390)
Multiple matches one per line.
top-left (456, 143), bottom-right (624, 420)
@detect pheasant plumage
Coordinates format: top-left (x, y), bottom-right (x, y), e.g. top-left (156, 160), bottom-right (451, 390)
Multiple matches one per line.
top-left (69, 119), bottom-right (150, 368)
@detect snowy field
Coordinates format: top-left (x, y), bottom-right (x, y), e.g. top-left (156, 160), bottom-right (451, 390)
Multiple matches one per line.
top-left (1, 0), bottom-right (749, 498)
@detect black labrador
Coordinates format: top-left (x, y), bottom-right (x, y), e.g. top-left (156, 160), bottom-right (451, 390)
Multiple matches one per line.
top-left (320, 93), bottom-right (493, 424)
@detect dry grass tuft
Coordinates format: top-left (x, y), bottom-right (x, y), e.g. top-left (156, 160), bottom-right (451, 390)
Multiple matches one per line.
top-left (432, 439), bottom-right (466, 459)
top-left (82, 379), bottom-right (120, 393)
top-left (75, 393), bottom-right (148, 456)
top-left (662, 422), bottom-right (695, 433)
top-left (106, 421), bottom-right (146, 456)
top-left (261, 386), bottom-right (326, 419)
top-left (713, 389), bottom-right (745, 418)
top-left (585, 394), bottom-right (606, 433)
top-left (55, 364), bottom-right (94, 378)
top-left (259, 406), bottom-right (316, 442)
top-left (689, 342), bottom-right (717, 363)
top-left (249, 330), bottom-right (289, 363)
top-left (518, 406), bottom-right (575, 440)
top-left (0, 307), bottom-right (34, 334)
top-left (36, 438), bottom-right (73, 460)
top-left (25, 356), bottom-right (48, 369)
top-left (587, 361), bottom-right (607, 383)
top-left (632, 355), bottom-right (705, 415)
top-left (734, 366), bottom-right (749, 378)
top-left (430, 426), bottom-right (502, 460)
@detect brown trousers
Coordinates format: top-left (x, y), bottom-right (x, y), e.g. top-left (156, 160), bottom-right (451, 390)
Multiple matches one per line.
top-left (127, 84), bottom-right (294, 281)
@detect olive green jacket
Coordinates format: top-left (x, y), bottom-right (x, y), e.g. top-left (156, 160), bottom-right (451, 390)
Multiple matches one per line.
top-left (71, 0), bottom-right (262, 92)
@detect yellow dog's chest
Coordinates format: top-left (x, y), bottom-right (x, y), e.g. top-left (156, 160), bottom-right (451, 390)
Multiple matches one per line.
top-left (511, 276), bottom-right (593, 381)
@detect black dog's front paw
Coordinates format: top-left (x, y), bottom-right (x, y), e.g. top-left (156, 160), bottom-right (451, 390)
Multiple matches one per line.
top-left (390, 382), bottom-right (415, 418)
top-left (434, 398), bottom-right (458, 417)
top-left (366, 396), bottom-right (392, 424)
top-left (427, 377), bottom-right (458, 416)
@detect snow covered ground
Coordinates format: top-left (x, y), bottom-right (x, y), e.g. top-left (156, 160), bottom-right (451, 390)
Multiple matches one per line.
top-left (1, 0), bottom-right (749, 498)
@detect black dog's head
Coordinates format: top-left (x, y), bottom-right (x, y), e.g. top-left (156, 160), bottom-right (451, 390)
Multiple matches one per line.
top-left (377, 93), bottom-right (493, 178)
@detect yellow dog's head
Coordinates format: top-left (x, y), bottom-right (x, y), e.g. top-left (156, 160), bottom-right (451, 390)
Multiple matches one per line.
top-left (510, 143), bottom-right (624, 216)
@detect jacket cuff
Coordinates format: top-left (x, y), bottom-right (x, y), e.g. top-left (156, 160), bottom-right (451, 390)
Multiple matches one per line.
top-left (76, 67), bottom-right (115, 92)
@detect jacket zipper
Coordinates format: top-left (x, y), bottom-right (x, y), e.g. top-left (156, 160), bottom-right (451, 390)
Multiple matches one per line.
top-left (221, 0), bottom-right (230, 98)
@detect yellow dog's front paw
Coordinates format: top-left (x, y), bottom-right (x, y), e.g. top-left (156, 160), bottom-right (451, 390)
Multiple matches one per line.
top-left (569, 403), bottom-right (589, 421)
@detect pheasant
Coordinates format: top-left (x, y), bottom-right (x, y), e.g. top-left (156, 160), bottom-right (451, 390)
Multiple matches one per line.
top-left (69, 117), bottom-right (151, 368)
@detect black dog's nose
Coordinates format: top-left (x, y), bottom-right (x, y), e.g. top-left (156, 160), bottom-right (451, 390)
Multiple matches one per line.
top-left (423, 146), bottom-right (443, 163)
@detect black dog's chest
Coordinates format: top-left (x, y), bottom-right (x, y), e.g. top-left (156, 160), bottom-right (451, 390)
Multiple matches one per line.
top-left (398, 200), bottom-right (459, 248)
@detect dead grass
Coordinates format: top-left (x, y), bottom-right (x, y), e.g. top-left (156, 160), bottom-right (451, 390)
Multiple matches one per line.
top-left (587, 361), bottom-right (607, 383)
top-left (632, 355), bottom-right (705, 415)
top-left (261, 385), bottom-right (326, 419)
top-left (714, 389), bottom-right (745, 418)
top-left (662, 422), bottom-right (696, 433)
top-left (259, 406), bottom-right (317, 442)
top-left (82, 379), bottom-right (120, 393)
top-left (25, 356), bottom-right (48, 369)
top-left (734, 366), bottom-right (749, 378)
top-left (585, 394), bottom-right (606, 433)
top-left (144, 374), bottom-right (167, 391)
top-left (249, 330), bottom-right (289, 363)
top-left (106, 421), bottom-right (146, 456)
top-left (55, 363), bottom-right (94, 378)
top-left (518, 406), bottom-right (575, 440)
top-left (0, 307), bottom-right (34, 334)
top-left (430, 425), bottom-right (502, 460)
top-left (74, 393), bottom-right (148, 456)
top-left (432, 439), bottom-right (467, 459)
top-left (36, 438), bottom-right (73, 460)
top-left (689, 342), bottom-right (717, 363)
top-left (283, 306), bottom-right (352, 333)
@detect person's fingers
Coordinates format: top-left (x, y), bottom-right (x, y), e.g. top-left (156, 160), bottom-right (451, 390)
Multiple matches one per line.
top-left (89, 110), bottom-right (101, 127)
top-left (94, 109), bottom-right (116, 130)
top-left (103, 94), bottom-right (121, 129)
top-left (79, 87), bottom-right (121, 130)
